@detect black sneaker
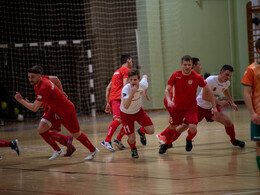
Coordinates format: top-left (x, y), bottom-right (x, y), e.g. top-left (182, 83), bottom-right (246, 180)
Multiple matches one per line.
top-left (186, 139), bottom-right (193, 152)
top-left (137, 127), bottom-right (146, 145)
top-left (159, 144), bottom-right (172, 154)
top-left (131, 148), bottom-right (139, 158)
top-left (10, 139), bottom-right (20, 156)
top-left (0, 155), bottom-right (2, 160)
top-left (232, 139), bottom-right (245, 148)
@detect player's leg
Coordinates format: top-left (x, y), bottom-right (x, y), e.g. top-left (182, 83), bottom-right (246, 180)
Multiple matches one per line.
top-left (136, 108), bottom-right (154, 146)
top-left (0, 139), bottom-right (20, 156)
top-left (61, 112), bottom-right (98, 160)
top-left (102, 100), bottom-right (121, 151)
top-left (251, 121), bottom-right (260, 171)
top-left (212, 111), bottom-right (245, 147)
top-left (38, 120), bottom-right (64, 160)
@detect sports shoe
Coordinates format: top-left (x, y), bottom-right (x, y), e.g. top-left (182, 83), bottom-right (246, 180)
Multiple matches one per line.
top-left (0, 155), bottom-right (2, 160)
top-left (156, 133), bottom-right (166, 145)
top-left (232, 139), bottom-right (245, 148)
top-left (64, 136), bottom-right (76, 157)
top-left (137, 127), bottom-right (146, 145)
top-left (101, 140), bottom-right (116, 152)
top-left (186, 139), bottom-right (193, 152)
top-left (85, 148), bottom-right (100, 160)
top-left (159, 144), bottom-right (172, 154)
top-left (113, 139), bottom-right (126, 150)
top-left (49, 149), bottom-right (64, 160)
top-left (131, 148), bottom-right (139, 158)
top-left (10, 139), bottom-right (20, 156)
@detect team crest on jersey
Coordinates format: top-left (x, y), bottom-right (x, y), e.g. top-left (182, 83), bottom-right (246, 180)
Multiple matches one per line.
top-left (213, 87), bottom-right (216, 91)
top-left (37, 95), bottom-right (42, 99)
top-left (188, 80), bottom-right (193, 85)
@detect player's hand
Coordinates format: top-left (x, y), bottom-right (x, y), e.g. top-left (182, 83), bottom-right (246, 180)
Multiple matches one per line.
top-left (130, 85), bottom-right (138, 95)
top-left (230, 102), bottom-right (238, 111)
top-left (167, 100), bottom-right (174, 108)
top-left (211, 106), bottom-right (218, 115)
top-left (14, 92), bottom-right (23, 102)
top-left (218, 100), bottom-right (230, 108)
top-left (251, 113), bottom-right (260, 125)
top-left (25, 98), bottom-right (30, 103)
top-left (143, 89), bottom-right (150, 101)
top-left (105, 103), bottom-right (112, 113)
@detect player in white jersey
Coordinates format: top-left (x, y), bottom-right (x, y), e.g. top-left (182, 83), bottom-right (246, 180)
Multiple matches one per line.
top-left (192, 65), bottom-right (245, 150)
top-left (120, 68), bottom-right (154, 158)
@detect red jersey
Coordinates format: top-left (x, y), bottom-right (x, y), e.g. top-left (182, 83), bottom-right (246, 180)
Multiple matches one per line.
top-left (34, 77), bottom-right (74, 117)
top-left (109, 66), bottom-right (130, 102)
top-left (40, 75), bottom-right (50, 111)
top-left (167, 70), bottom-right (206, 110)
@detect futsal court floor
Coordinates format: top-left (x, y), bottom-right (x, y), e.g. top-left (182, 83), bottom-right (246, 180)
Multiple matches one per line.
top-left (0, 104), bottom-right (259, 195)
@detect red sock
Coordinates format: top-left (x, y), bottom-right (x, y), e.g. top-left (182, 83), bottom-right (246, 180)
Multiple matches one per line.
top-left (76, 133), bottom-right (95, 152)
top-left (187, 130), bottom-right (197, 140)
top-left (0, 140), bottom-right (10, 147)
top-left (40, 131), bottom-right (60, 151)
top-left (116, 127), bottom-right (125, 141)
top-left (170, 129), bottom-right (181, 143)
top-left (165, 129), bottom-right (176, 145)
top-left (105, 120), bottom-right (121, 142)
top-left (139, 127), bottom-right (148, 134)
top-left (127, 140), bottom-right (136, 149)
top-left (225, 124), bottom-right (235, 143)
top-left (49, 132), bottom-right (68, 146)
top-left (161, 126), bottom-right (170, 136)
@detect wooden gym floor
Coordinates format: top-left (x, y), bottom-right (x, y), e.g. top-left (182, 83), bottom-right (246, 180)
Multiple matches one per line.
top-left (0, 104), bottom-right (259, 195)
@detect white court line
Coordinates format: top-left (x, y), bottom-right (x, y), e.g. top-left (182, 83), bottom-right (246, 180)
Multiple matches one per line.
top-left (223, 190), bottom-right (260, 195)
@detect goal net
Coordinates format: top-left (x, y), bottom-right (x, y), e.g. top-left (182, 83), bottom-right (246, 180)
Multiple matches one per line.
top-left (0, 0), bottom-right (139, 121)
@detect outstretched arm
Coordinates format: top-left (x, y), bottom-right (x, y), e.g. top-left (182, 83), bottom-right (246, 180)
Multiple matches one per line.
top-left (14, 92), bottom-right (42, 112)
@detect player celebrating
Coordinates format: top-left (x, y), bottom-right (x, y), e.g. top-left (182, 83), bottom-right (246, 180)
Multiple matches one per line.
top-left (120, 68), bottom-right (154, 158)
top-left (15, 65), bottom-right (98, 160)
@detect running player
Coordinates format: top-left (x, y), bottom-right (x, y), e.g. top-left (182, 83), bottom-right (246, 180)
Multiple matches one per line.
top-left (120, 68), bottom-right (154, 158)
top-left (102, 54), bottom-right (132, 151)
top-left (15, 65), bottom-right (98, 160)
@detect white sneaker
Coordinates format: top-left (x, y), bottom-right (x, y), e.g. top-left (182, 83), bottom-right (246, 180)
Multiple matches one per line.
top-left (85, 148), bottom-right (100, 160)
top-left (101, 141), bottom-right (116, 152)
top-left (49, 149), bottom-right (64, 160)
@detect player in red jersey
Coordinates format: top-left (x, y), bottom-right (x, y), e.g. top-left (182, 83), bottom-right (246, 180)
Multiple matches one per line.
top-left (0, 139), bottom-right (20, 160)
top-left (156, 57), bottom-right (202, 145)
top-left (15, 65), bottom-right (98, 160)
top-left (159, 55), bottom-right (217, 154)
top-left (33, 73), bottom-right (76, 159)
top-left (101, 54), bottom-right (133, 151)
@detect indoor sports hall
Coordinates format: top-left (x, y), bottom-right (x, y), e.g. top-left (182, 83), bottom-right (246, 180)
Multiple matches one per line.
top-left (0, 1), bottom-right (259, 194)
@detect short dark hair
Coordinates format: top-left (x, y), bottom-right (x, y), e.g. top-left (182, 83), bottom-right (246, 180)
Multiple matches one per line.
top-left (220, 65), bottom-right (233, 72)
top-left (181, 55), bottom-right (192, 63)
top-left (121, 54), bottom-right (131, 64)
top-left (256, 38), bottom-right (260, 51)
top-left (128, 68), bottom-right (140, 79)
top-left (28, 65), bottom-right (43, 74)
top-left (192, 57), bottom-right (200, 65)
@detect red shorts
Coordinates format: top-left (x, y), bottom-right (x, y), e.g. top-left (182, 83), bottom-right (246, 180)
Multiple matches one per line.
top-left (170, 108), bottom-right (198, 125)
top-left (110, 100), bottom-right (121, 120)
top-left (120, 108), bottom-right (153, 135)
top-left (198, 105), bottom-right (222, 122)
top-left (60, 110), bottom-right (80, 134)
top-left (41, 108), bottom-right (61, 131)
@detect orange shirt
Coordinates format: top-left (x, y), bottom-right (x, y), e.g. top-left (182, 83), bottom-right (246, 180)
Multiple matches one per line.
top-left (109, 66), bottom-right (130, 102)
top-left (241, 62), bottom-right (260, 117)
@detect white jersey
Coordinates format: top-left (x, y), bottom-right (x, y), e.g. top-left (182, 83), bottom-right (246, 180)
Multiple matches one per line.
top-left (197, 75), bottom-right (230, 109)
top-left (120, 78), bottom-right (148, 114)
